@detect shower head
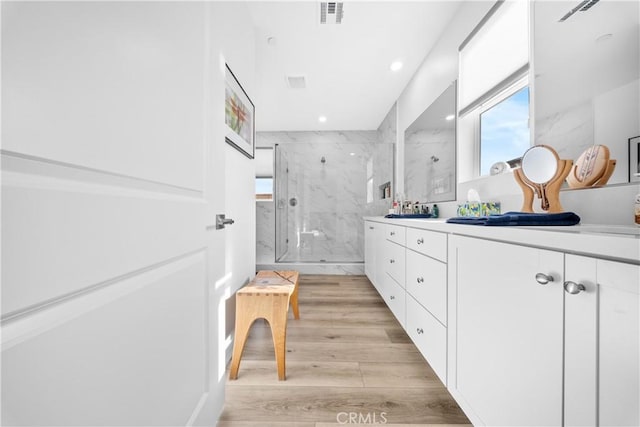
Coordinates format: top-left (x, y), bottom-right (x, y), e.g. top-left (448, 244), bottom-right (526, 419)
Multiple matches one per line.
top-left (321, 156), bottom-right (326, 164)
top-left (431, 155), bottom-right (440, 163)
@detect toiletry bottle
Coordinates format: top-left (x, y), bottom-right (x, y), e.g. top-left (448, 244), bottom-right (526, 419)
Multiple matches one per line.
top-left (432, 204), bottom-right (439, 218)
top-left (635, 192), bottom-right (640, 226)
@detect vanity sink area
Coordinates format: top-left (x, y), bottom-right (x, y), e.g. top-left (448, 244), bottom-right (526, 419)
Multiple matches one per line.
top-left (529, 223), bottom-right (640, 237)
top-left (364, 215), bottom-right (640, 427)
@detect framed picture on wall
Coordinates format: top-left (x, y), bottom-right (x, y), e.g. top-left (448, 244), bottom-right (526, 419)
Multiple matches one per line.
top-left (630, 136), bottom-right (640, 183)
top-left (225, 64), bottom-right (255, 159)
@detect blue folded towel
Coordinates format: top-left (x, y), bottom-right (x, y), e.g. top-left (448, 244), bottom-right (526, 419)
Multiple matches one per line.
top-left (446, 211), bottom-right (580, 226)
top-left (384, 213), bottom-right (433, 219)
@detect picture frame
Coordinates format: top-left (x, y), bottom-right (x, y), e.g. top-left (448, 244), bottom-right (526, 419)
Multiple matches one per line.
top-left (630, 136), bottom-right (640, 183)
top-left (225, 64), bottom-right (255, 159)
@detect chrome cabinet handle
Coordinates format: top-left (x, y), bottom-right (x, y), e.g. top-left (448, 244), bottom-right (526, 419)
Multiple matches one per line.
top-left (390, 295), bottom-right (395, 300)
top-left (564, 281), bottom-right (586, 295)
top-left (389, 259), bottom-right (395, 264)
top-left (417, 238), bottom-right (424, 244)
top-left (535, 273), bottom-right (554, 285)
top-left (390, 231), bottom-right (395, 236)
top-left (416, 328), bottom-right (424, 334)
top-left (417, 277), bottom-right (424, 283)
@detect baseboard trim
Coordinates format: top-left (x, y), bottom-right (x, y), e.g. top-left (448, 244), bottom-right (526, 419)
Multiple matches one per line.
top-left (185, 392), bottom-right (209, 427)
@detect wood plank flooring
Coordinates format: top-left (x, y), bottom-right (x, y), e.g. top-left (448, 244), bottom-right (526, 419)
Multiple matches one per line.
top-left (218, 274), bottom-right (470, 427)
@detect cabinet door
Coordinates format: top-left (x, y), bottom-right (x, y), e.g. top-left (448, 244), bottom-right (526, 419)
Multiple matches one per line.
top-left (364, 221), bottom-right (378, 285)
top-left (382, 272), bottom-right (406, 328)
top-left (406, 249), bottom-right (447, 325)
top-left (450, 236), bottom-right (563, 426)
top-left (384, 240), bottom-right (406, 287)
top-left (565, 255), bottom-right (640, 427)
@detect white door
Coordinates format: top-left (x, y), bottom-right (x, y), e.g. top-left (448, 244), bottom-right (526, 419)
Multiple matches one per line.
top-left (564, 255), bottom-right (640, 427)
top-left (1, 2), bottom-right (255, 425)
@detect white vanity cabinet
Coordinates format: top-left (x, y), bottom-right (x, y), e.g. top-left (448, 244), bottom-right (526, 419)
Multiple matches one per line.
top-left (564, 255), bottom-right (640, 427)
top-left (448, 235), bottom-right (564, 427)
top-left (364, 221), bottom-right (379, 286)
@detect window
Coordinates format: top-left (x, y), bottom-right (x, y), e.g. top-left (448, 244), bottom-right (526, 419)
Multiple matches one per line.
top-left (480, 85), bottom-right (530, 176)
top-left (256, 177), bottom-right (273, 200)
top-left (457, 0), bottom-right (530, 181)
top-left (255, 147), bottom-right (274, 200)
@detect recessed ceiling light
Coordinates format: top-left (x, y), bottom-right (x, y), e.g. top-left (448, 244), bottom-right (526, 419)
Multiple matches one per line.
top-left (445, 114), bottom-right (455, 121)
top-left (390, 61), bottom-right (403, 72)
top-left (318, 116), bottom-right (327, 123)
top-left (349, 152), bottom-right (356, 156)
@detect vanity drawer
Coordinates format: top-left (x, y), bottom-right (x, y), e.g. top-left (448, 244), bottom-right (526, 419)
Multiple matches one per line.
top-left (384, 240), bottom-right (406, 287)
top-left (407, 293), bottom-right (447, 385)
top-left (385, 224), bottom-right (406, 246)
top-left (406, 227), bottom-right (447, 262)
top-left (406, 248), bottom-right (447, 325)
top-left (383, 273), bottom-right (406, 328)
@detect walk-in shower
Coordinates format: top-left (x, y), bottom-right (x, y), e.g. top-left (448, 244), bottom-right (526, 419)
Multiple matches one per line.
top-left (274, 141), bottom-right (393, 264)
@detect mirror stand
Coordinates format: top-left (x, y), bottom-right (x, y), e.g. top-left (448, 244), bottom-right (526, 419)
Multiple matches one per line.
top-left (514, 157), bottom-right (572, 213)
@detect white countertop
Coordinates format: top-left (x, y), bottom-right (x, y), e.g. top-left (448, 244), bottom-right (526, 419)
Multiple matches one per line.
top-left (364, 217), bottom-right (640, 264)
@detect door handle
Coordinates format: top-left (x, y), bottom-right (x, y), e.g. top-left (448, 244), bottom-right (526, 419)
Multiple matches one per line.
top-left (215, 214), bottom-right (235, 230)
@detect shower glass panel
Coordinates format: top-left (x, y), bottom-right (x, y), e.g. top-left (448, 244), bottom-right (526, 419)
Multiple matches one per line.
top-left (274, 142), bottom-right (393, 263)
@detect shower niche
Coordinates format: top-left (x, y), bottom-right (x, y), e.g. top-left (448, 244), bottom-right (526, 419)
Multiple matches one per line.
top-left (274, 141), bottom-right (393, 263)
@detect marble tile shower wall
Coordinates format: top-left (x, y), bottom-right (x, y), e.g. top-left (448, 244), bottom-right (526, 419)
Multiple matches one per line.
top-left (536, 101), bottom-right (594, 162)
top-left (256, 131), bottom-right (393, 265)
top-left (405, 128), bottom-right (456, 203)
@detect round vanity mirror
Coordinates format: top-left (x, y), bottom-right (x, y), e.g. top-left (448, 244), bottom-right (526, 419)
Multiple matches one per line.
top-left (514, 144), bottom-right (571, 213)
top-left (521, 145), bottom-right (559, 184)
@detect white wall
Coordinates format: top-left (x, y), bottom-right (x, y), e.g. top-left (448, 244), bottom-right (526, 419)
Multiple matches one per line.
top-left (393, 1), bottom-right (640, 224)
top-left (395, 1), bottom-right (493, 207)
top-left (2, 2), bottom-right (256, 425)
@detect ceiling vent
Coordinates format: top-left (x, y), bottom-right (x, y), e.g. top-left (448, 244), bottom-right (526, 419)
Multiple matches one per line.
top-left (286, 75), bottom-right (307, 89)
top-left (559, 0), bottom-right (600, 22)
top-left (320, 2), bottom-right (344, 25)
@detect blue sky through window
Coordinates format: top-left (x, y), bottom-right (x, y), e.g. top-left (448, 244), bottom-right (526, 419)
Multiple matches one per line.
top-left (256, 177), bottom-right (273, 195)
top-left (480, 87), bottom-right (530, 176)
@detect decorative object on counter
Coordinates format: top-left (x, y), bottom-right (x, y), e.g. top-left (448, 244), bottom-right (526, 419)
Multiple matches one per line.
top-left (384, 213), bottom-right (433, 219)
top-left (446, 211), bottom-right (580, 227)
top-left (432, 204), bottom-right (439, 218)
top-left (566, 145), bottom-right (616, 188)
top-left (514, 145), bottom-right (572, 213)
top-left (490, 161), bottom-right (511, 175)
top-left (457, 201), bottom-right (501, 217)
top-left (630, 136), bottom-right (640, 183)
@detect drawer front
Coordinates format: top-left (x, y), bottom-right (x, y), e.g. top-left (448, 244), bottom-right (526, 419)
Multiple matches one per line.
top-left (384, 240), bottom-right (406, 287)
top-left (406, 249), bottom-right (447, 325)
top-left (406, 227), bottom-right (447, 262)
top-left (406, 293), bottom-right (447, 385)
top-left (385, 223), bottom-right (406, 246)
top-left (383, 273), bottom-right (406, 328)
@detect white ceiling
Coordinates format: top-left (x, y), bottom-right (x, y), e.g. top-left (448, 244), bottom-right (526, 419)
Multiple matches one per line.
top-left (246, 1), bottom-right (463, 132)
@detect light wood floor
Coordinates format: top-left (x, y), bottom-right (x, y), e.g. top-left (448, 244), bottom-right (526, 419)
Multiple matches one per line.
top-left (218, 274), bottom-right (470, 427)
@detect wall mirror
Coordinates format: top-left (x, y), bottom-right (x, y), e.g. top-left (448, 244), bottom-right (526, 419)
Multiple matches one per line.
top-left (404, 82), bottom-right (457, 203)
top-left (533, 0), bottom-right (639, 186)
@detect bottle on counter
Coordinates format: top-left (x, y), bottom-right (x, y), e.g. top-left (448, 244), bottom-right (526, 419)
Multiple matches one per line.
top-left (635, 192), bottom-right (640, 226)
top-left (432, 204), bottom-right (439, 218)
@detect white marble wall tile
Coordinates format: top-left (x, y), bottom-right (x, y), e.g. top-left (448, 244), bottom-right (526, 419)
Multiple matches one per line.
top-left (255, 201), bottom-right (275, 264)
top-left (405, 128), bottom-right (456, 202)
top-left (256, 131), bottom-right (392, 266)
top-left (536, 101), bottom-right (594, 162)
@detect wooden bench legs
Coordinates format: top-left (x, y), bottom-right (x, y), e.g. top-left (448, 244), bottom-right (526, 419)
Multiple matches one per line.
top-left (229, 293), bottom-right (291, 381)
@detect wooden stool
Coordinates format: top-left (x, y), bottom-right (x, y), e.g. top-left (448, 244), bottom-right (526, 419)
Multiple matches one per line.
top-left (229, 270), bottom-right (300, 381)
